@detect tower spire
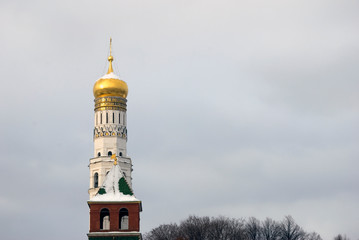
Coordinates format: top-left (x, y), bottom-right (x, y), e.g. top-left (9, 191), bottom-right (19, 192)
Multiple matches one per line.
top-left (107, 37), bottom-right (114, 74)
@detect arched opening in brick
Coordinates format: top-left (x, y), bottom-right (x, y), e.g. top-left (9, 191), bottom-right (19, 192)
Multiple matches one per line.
top-left (119, 208), bottom-right (129, 230)
top-left (100, 208), bottom-right (110, 230)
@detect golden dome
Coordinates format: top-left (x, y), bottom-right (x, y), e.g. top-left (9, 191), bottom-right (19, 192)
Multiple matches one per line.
top-left (93, 53), bottom-right (128, 99)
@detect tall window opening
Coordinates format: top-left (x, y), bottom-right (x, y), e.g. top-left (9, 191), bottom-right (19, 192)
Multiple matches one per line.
top-left (100, 208), bottom-right (110, 230)
top-left (100, 113), bottom-right (102, 124)
top-left (108, 151), bottom-right (112, 156)
top-left (106, 113), bottom-right (108, 123)
top-left (113, 112), bottom-right (115, 123)
top-left (119, 113), bottom-right (121, 124)
top-left (97, 152), bottom-right (101, 157)
top-left (94, 172), bottom-right (99, 188)
top-left (119, 208), bottom-right (129, 230)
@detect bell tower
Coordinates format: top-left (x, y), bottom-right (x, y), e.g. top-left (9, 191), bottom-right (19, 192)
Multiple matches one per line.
top-left (87, 40), bottom-right (142, 240)
top-left (89, 39), bottom-right (132, 199)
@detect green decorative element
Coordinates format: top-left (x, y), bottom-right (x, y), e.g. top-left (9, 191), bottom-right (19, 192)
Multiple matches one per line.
top-left (89, 236), bottom-right (139, 240)
top-left (118, 177), bottom-right (133, 195)
top-left (98, 188), bottom-right (106, 195)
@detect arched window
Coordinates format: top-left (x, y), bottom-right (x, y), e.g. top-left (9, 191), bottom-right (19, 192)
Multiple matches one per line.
top-left (108, 151), bottom-right (112, 156)
top-left (97, 152), bottom-right (101, 157)
top-left (94, 173), bottom-right (99, 188)
top-left (119, 208), bottom-right (129, 230)
top-left (119, 152), bottom-right (122, 157)
top-left (100, 208), bottom-right (110, 230)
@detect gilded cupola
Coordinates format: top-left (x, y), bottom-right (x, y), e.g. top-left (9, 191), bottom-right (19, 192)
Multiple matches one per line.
top-left (93, 41), bottom-right (128, 99)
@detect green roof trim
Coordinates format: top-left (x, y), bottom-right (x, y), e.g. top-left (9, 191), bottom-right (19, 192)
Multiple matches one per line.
top-left (118, 177), bottom-right (133, 195)
top-left (98, 188), bottom-right (106, 195)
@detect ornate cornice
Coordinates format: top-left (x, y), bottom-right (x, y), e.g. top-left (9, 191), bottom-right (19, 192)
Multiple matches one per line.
top-left (94, 125), bottom-right (127, 139)
top-left (94, 96), bottom-right (127, 112)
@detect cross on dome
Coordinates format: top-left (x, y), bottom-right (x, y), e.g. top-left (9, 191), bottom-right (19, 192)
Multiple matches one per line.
top-left (92, 39), bottom-right (129, 99)
top-left (107, 37), bottom-right (114, 74)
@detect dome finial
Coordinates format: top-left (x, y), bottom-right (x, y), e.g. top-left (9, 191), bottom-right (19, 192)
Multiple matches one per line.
top-left (107, 37), bottom-right (114, 74)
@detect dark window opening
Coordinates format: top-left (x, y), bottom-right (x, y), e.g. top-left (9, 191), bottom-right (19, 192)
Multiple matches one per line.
top-left (100, 208), bottom-right (110, 230)
top-left (100, 113), bottom-right (102, 124)
top-left (106, 113), bottom-right (108, 123)
top-left (119, 152), bottom-right (122, 157)
top-left (98, 152), bottom-right (101, 157)
top-left (119, 113), bottom-right (121, 124)
top-left (108, 151), bottom-right (112, 156)
top-left (119, 208), bottom-right (129, 230)
top-left (94, 172), bottom-right (99, 188)
top-left (113, 113), bottom-right (115, 123)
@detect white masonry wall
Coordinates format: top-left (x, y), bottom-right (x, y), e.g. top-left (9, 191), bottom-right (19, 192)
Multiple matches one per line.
top-left (89, 108), bottom-right (132, 199)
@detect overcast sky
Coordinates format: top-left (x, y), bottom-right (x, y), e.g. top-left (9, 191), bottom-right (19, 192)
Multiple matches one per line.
top-left (0, 0), bottom-right (358, 239)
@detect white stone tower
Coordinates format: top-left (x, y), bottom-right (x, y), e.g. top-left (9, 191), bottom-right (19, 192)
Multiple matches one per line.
top-left (89, 40), bottom-right (133, 199)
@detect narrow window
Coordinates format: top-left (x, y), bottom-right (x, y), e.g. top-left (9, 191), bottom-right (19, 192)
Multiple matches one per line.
top-left (119, 113), bottom-right (121, 124)
top-left (119, 208), bottom-right (129, 230)
top-left (94, 172), bottom-right (99, 188)
top-left (100, 208), bottom-right (110, 230)
top-left (108, 151), bottom-right (112, 156)
top-left (100, 113), bottom-right (102, 124)
top-left (119, 152), bottom-right (122, 157)
top-left (97, 152), bottom-right (101, 157)
top-left (113, 112), bottom-right (115, 123)
top-left (106, 113), bottom-right (108, 123)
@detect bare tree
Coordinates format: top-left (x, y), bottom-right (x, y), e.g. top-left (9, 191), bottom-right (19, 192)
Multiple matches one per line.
top-left (207, 216), bottom-right (232, 240)
top-left (305, 232), bottom-right (322, 240)
top-left (279, 216), bottom-right (305, 240)
top-left (180, 215), bottom-right (210, 240)
top-left (261, 218), bottom-right (280, 240)
top-left (144, 223), bottom-right (180, 240)
top-left (245, 217), bottom-right (262, 240)
top-left (208, 216), bottom-right (247, 240)
top-left (334, 234), bottom-right (350, 240)
top-left (144, 215), bottom-right (327, 240)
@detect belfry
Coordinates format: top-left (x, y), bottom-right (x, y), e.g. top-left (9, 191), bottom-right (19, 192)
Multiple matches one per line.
top-left (87, 39), bottom-right (142, 240)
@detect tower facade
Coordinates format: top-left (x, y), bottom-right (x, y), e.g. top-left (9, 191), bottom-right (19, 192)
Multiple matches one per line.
top-left (88, 42), bottom-right (142, 240)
